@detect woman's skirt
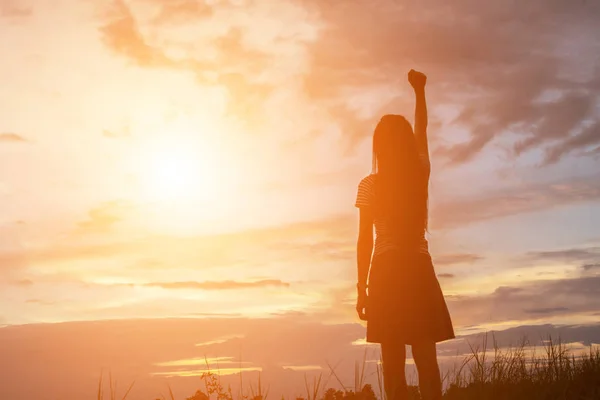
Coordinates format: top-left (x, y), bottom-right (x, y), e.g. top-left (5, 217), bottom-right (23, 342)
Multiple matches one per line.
top-left (366, 249), bottom-right (455, 344)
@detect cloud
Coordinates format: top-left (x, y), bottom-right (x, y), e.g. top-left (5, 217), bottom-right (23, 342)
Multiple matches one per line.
top-left (432, 175), bottom-right (600, 229)
top-left (143, 279), bottom-right (290, 290)
top-left (437, 273), bottom-right (455, 279)
top-left (99, 0), bottom-right (175, 68)
top-left (298, 0), bottom-right (600, 163)
top-left (75, 200), bottom-right (132, 234)
top-left (94, 0), bottom-right (600, 163)
top-left (0, 1), bottom-right (32, 18)
top-left (446, 275), bottom-right (600, 326)
top-left (493, 286), bottom-right (524, 297)
top-left (0, 191), bottom-right (594, 281)
top-left (0, 317), bottom-right (368, 399)
top-left (545, 122), bottom-right (600, 164)
top-left (25, 299), bottom-right (56, 306)
top-left (185, 312), bottom-right (245, 318)
top-left (0, 240), bottom-right (131, 269)
top-left (96, 0), bottom-right (315, 124)
top-left (0, 214), bottom-right (354, 280)
top-left (102, 127), bottom-right (130, 139)
top-left (0, 133), bottom-right (27, 143)
top-left (149, 0), bottom-right (213, 24)
top-left (445, 323), bottom-right (600, 361)
top-left (582, 263), bottom-right (600, 271)
top-left (526, 246), bottom-right (600, 263)
top-left (434, 253), bottom-right (483, 266)
top-left (523, 307), bottom-right (570, 315)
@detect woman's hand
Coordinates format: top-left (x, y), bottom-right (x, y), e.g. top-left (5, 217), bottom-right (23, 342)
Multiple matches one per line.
top-left (408, 69), bottom-right (427, 91)
top-left (356, 287), bottom-right (367, 321)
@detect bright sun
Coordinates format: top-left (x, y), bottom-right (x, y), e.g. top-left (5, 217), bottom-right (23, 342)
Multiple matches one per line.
top-left (145, 144), bottom-right (204, 200)
top-left (124, 114), bottom-right (243, 234)
top-left (135, 126), bottom-right (220, 205)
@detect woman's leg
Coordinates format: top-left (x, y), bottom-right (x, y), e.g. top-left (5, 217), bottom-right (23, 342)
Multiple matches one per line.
top-left (411, 341), bottom-right (442, 400)
top-left (381, 341), bottom-right (407, 400)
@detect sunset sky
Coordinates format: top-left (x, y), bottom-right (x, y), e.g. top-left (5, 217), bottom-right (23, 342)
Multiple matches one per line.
top-left (1, 0), bottom-right (600, 398)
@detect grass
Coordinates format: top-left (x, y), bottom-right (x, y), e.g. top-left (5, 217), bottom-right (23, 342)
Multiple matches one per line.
top-left (96, 371), bottom-right (135, 400)
top-left (95, 335), bottom-right (600, 400)
top-left (442, 335), bottom-right (600, 400)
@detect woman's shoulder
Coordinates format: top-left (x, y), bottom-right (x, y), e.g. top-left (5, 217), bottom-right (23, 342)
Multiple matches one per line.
top-left (358, 173), bottom-right (377, 189)
top-left (355, 174), bottom-right (376, 208)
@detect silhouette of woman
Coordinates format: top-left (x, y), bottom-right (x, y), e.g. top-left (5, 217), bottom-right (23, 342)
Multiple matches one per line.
top-left (354, 70), bottom-right (455, 400)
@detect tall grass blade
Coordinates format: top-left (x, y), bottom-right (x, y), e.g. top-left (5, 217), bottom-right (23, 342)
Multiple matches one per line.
top-left (326, 361), bottom-right (346, 391)
top-left (98, 371), bottom-right (104, 400)
top-left (120, 380), bottom-right (135, 400)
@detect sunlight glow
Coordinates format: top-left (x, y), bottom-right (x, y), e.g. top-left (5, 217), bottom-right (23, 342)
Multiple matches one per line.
top-left (195, 335), bottom-right (246, 347)
top-left (282, 365), bottom-right (323, 372)
top-left (152, 367), bottom-right (262, 377)
top-left (124, 115), bottom-right (245, 234)
top-left (155, 356), bottom-right (248, 368)
top-left (137, 130), bottom-right (219, 204)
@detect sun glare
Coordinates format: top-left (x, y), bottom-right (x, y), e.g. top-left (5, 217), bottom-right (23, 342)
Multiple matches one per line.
top-left (133, 119), bottom-right (221, 206)
top-left (144, 143), bottom-right (205, 201)
top-left (125, 115), bottom-right (246, 234)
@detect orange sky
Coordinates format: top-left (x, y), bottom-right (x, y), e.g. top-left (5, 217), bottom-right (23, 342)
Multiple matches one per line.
top-left (1, 0), bottom-right (600, 398)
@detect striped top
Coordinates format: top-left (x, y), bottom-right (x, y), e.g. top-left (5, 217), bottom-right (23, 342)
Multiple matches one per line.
top-left (355, 153), bottom-right (431, 257)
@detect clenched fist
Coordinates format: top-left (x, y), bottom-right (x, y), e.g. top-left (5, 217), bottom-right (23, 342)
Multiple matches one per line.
top-left (408, 69), bottom-right (427, 90)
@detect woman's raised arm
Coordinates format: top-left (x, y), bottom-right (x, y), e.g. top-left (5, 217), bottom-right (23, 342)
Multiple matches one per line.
top-left (408, 69), bottom-right (429, 169)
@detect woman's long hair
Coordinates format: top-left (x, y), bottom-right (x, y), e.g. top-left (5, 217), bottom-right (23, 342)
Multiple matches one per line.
top-left (372, 114), bottom-right (428, 247)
